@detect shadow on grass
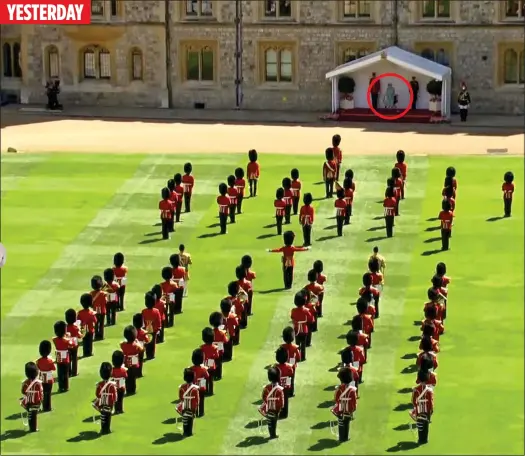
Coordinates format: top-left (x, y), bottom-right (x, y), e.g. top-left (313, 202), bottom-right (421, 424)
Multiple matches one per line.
top-left (386, 441), bottom-right (420, 452)
top-left (313, 181), bottom-right (324, 185)
top-left (426, 217), bottom-right (439, 222)
top-left (398, 388), bottom-right (413, 394)
top-left (138, 238), bottom-right (164, 245)
top-left (245, 420), bottom-right (260, 429)
top-left (257, 288), bottom-right (286, 294)
top-left (311, 421), bottom-right (331, 430)
top-left (207, 223), bottom-right (221, 228)
top-left (425, 226), bottom-right (440, 232)
top-left (323, 385), bottom-right (336, 392)
top-left (263, 223), bottom-right (277, 229)
top-left (316, 235), bottom-right (339, 242)
top-left (407, 336), bottom-right (420, 342)
top-left (66, 431), bottom-right (102, 443)
top-left (373, 216), bottom-right (385, 220)
top-left (312, 197), bottom-right (327, 202)
top-left (317, 400), bottom-right (333, 409)
top-left (153, 222), bottom-right (161, 226)
top-left (367, 226), bottom-right (384, 232)
top-left (162, 417), bottom-right (178, 425)
top-left (413, 320), bottom-right (421, 326)
top-left (323, 225), bottom-right (337, 230)
top-left (82, 416), bottom-right (94, 423)
top-left (366, 236), bottom-right (387, 243)
top-left (252, 399), bottom-right (263, 406)
top-left (424, 237), bottom-right (441, 244)
top-left (197, 232), bottom-right (223, 239)
top-left (401, 353), bottom-right (417, 360)
top-left (326, 216), bottom-right (337, 220)
top-left (487, 216), bottom-right (505, 222)
top-left (257, 233), bottom-right (278, 240)
top-left (0, 429), bottom-right (27, 441)
top-left (144, 231), bottom-right (161, 237)
top-left (328, 365), bottom-right (339, 373)
top-left (152, 433), bottom-right (185, 445)
top-left (401, 365), bottom-right (418, 375)
top-left (337, 334), bottom-right (347, 340)
top-left (308, 438), bottom-right (341, 451)
top-left (393, 423), bottom-right (411, 431)
top-left (236, 436), bottom-right (269, 448)
top-left (4, 413), bottom-right (21, 421)
top-left (393, 403), bottom-right (414, 412)
top-left (421, 249), bottom-right (441, 256)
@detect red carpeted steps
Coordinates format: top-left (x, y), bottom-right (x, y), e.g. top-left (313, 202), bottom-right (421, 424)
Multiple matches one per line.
top-left (336, 108), bottom-right (441, 124)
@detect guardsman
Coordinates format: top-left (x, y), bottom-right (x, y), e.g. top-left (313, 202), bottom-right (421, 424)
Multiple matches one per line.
top-left (411, 370), bottom-right (435, 445)
top-left (331, 367), bottom-right (357, 442)
top-left (176, 368), bottom-right (200, 437)
top-left (182, 162), bottom-right (195, 213)
top-left (93, 362), bottom-right (117, 435)
top-left (267, 231), bottom-right (310, 289)
top-left (234, 167), bottom-right (246, 214)
top-left (290, 168), bottom-right (302, 215)
top-left (20, 362), bottom-right (43, 432)
top-left (259, 367), bottom-right (285, 439)
top-left (299, 193), bottom-right (315, 247)
top-left (247, 149), bottom-right (260, 197)
top-left (502, 171), bottom-right (515, 217)
top-left (282, 177), bottom-right (294, 224)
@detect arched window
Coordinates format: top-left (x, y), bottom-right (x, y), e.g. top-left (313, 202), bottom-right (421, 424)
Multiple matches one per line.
top-left (504, 49), bottom-right (518, 83)
top-left (99, 48), bottom-right (111, 79)
top-left (13, 42), bottom-right (21, 77)
top-left (46, 45), bottom-right (59, 79)
top-left (519, 50), bottom-right (524, 83)
top-left (2, 42), bottom-right (12, 77)
top-left (130, 48), bottom-right (143, 81)
top-left (81, 46), bottom-right (111, 80)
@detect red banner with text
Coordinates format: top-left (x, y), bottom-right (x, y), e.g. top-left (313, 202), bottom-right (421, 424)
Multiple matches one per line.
top-left (0, 0), bottom-right (91, 24)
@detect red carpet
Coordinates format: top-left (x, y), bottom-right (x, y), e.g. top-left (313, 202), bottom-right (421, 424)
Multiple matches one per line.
top-left (336, 108), bottom-right (442, 124)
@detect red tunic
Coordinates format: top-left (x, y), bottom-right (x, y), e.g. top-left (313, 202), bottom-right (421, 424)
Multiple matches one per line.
top-left (111, 366), bottom-right (128, 391)
top-left (247, 162), bottom-right (260, 180)
top-left (227, 186), bottom-right (238, 205)
top-left (270, 245), bottom-right (308, 267)
top-left (178, 383), bottom-right (200, 413)
top-left (275, 199), bottom-right (286, 217)
top-left (502, 182), bottom-right (514, 200)
top-left (316, 273), bottom-right (327, 285)
top-left (223, 312), bottom-right (239, 338)
top-left (120, 342), bottom-right (142, 368)
top-left (344, 188), bottom-right (354, 206)
top-left (190, 365), bottom-right (210, 391)
top-left (280, 342), bottom-right (301, 370)
top-left (383, 197), bottom-right (396, 216)
top-left (291, 179), bottom-right (302, 199)
top-left (234, 178), bottom-right (246, 197)
top-left (159, 199), bottom-right (173, 219)
top-left (333, 383), bottom-right (357, 415)
top-left (439, 210), bottom-right (453, 230)
top-left (172, 266), bottom-right (186, 287)
top-left (299, 205), bottom-right (315, 226)
top-left (66, 323), bottom-right (82, 348)
top-left (200, 343), bottom-right (220, 371)
top-left (333, 146), bottom-right (342, 164)
top-left (412, 384), bottom-right (434, 415)
top-left (395, 162), bottom-right (407, 180)
top-left (394, 178), bottom-right (403, 200)
top-left (275, 362), bottom-right (294, 390)
top-left (174, 184), bottom-right (184, 202)
top-left (53, 336), bottom-right (73, 364)
top-left (421, 318), bottom-right (444, 341)
top-left (155, 299), bottom-right (166, 321)
top-left (283, 189), bottom-right (293, 207)
top-left (37, 356), bottom-right (56, 384)
top-left (95, 380), bottom-right (117, 409)
top-left (77, 308), bottom-right (97, 334)
top-left (261, 383), bottom-right (284, 413)
top-left (290, 306), bottom-right (313, 335)
top-left (142, 308), bottom-right (162, 333)
top-left (90, 289), bottom-right (107, 315)
top-left (182, 174), bottom-right (195, 195)
top-left (335, 198), bottom-right (346, 217)
top-left (416, 351), bottom-right (439, 370)
top-left (112, 265), bottom-right (128, 287)
top-left (21, 379), bottom-right (43, 408)
top-left (161, 280), bottom-right (178, 303)
top-left (217, 195), bottom-right (231, 214)
top-left (323, 160), bottom-right (337, 180)
top-left (213, 328), bottom-right (229, 355)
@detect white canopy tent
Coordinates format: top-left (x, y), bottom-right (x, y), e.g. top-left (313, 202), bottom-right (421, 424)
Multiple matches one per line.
top-left (325, 46), bottom-right (452, 119)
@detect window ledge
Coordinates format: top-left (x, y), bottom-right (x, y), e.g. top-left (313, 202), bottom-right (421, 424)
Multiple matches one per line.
top-left (496, 18), bottom-right (525, 24)
top-left (181, 81), bottom-right (218, 90)
top-left (258, 82), bottom-right (299, 91)
top-left (0, 78), bottom-right (22, 89)
top-left (76, 80), bottom-right (115, 91)
top-left (180, 17), bottom-right (217, 23)
top-left (495, 84), bottom-right (524, 93)
top-left (339, 17), bottom-right (375, 23)
top-left (415, 18), bottom-right (456, 24)
top-left (257, 18), bottom-right (297, 23)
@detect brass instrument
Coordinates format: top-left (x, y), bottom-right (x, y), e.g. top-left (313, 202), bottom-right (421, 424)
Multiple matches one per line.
top-left (237, 288), bottom-right (248, 304)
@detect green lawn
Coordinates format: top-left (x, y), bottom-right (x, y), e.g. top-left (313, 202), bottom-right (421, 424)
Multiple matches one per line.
top-left (1, 152), bottom-right (523, 455)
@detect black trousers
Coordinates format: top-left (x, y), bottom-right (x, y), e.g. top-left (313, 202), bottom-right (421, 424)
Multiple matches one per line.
top-left (417, 414), bottom-right (430, 444)
top-left (395, 199), bottom-right (400, 216)
top-left (205, 375), bottom-right (215, 396)
top-left (100, 409), bottom-right (112, 434)
top-left (302, 224), bottom-right (312, 246)
top-left (504, 198), bottom-right (512, 217)
top-left (412, 94), bottom-right (418, 110)
top-left (233, 324), bottom-right (241, 344)
top-left (266, 411), bottom-right (278, 438)
top-left (95, 313), bottom-right (105, 340)
top-left (237, 195), bottom-right (243, 214)
top-left (290, 374), bottom-right (296, 397)
top-left (292, 197), bottom-right (299, 215)
top-left (174, 288), bottom-right (184, 314)
top-left (42, 383), bottom-right (52, 412)
top-left (117, 286), bottom-right (126, 311)
top-left (126, 366), bottom-right (138, 395)
top-left (115, 389), bottom-right (125, 414)
top-left (157, 323), bottom-right (165, 343)
top-left (385, 215), bottom-right (394, 237)
top-left (219, 213), bottom-right (228, 234)
top-left (283, 266), bottom-right (294, 289)
top-left (145, 335), bottom-right (156, 360)
top-left (106, 302), bottom-right (117, 326)
top-left (169, 210), bottom-right (175, 232)
top-left (276, 215), bottom-right (283, 235)
top-left (285, 205), bottom-right (291, 224)
top-left (249, 179), bottom-right (258, 197)
top-left (229, 205), bottom-right (236, 223)
top-left (325, 179), bottom-right (334, 198)
top-left (167, 301), bottom-right (175, 327)
top-left (247, 289), bottom-right (254, 315)
top-left (68, 348), bottom-right (78, 377)
top-left (223, 341), bottom-right (233, 362)
top-left (138, 352), bottom-right (144, 377)
top-left (371, 93), bottom-right (379, 110)
top-left (82, 332), bottom-right (94, 357)
top-left (459, 108), bottom-right (468, 121)
top-left (280, 390), bottom-right (290, 419)
top-left (345, 205), bottom-right (352, 224)
top-left (161, 218), bottom-right (170, 239)
top-left (441, 229), bottom-right (451, 250)
top-left (336, 215), bottom-right (344, 236)
top-left (214, 358), bottom-right (223, 381)
top-left (295, 333), bottom-right (307, 361)
top-left (374, 295), bottom-right (380, 319)
top-left (184, 193), bottom-right (191, 212)
top-left (27, 407), bottom-right (38, 432)
top-left (317, 293), bottom-right (324, 317)
top-left (182, 410), bottom-right (195, 437)
top-left (57, 363), bottom-right (69, 392)
top-left (175, 202), bottom-right (182, 222)
top-left (338, 415), bottom-right (351, 442)
top-left (197, 390), bottom-right (205, 417)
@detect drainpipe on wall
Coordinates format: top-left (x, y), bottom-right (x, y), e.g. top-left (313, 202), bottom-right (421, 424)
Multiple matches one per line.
top-left (234, 0), bottom-right (243, 109)
top-left (164, 0), bottom-right (173, 108)
top-left (392, 0), bottom-right (399, 47)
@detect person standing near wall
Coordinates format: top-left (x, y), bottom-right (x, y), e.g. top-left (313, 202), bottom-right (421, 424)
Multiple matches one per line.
top-left (457, 82), bottom-right (471, 122)
top-left (369, 72), bottom-right (381, 110)
top-left (410, 77), bottom-right (419, 110)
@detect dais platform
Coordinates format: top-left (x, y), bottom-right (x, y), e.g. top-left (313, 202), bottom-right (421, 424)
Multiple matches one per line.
top-left (334, 108), bottom-right (446, 124)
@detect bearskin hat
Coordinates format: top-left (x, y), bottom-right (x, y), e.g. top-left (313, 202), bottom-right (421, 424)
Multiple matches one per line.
top-left (248, 149), bottom-right (258, 162)
top-left (420, 336), bottom-right (433, 352)
top-left (161, 187), bottom-right (170, 200)
top-left (124, 325), bottom-right (138, 343)
top-left (312, 261), bottom-right (324, 275)
top-left (167, 179), bottom-right (175, 191)
top-left (385, 187), bottom-right (394, 198)
top-left (192, 348), bottom-right (204, 366)
top-left (343, 178), bottom-right (352, 190)
top-left (161, 266), bottom-right (173, 281)
top-left (235, 167), bottom-right (244, 179)
top-left (427, 287), bottom-right (438, 301)
top-left (357, 296), bottom-right (369, 313)
top-left (184, 367), bottom-right (195, 384)
top-left (103, 268), bottom-right (114, 283)
top-left (282, 326), bottom-right (295, 343)
top-left (340, 347), bottom-right (354, 365)
top-left (80, 293), bottom-right (92, 309)
top-left (112, 350), bottom-right (125, 368)
top-left (227, 280), bottom-right (239, 297)
top-left (422, 325), bottom-right (435, 338)
top-left (283, 230), bottom-right (295, 246)
top-left (417, 369), bottom-right (430, 384)
top-left (241, 255), bottom-right (253, 269)
top-left (432, 274), bottom-right (443, 288)
top-left (54, 320), bottom-right (67, 338)
top-left (218, 183), bottom-right (228, 195)
top-left (174, 173), bottom-right (182, 185)
top-left (419, 353), bottom-right (434, 372)
top-left (282, 177), bottom-right (292, 189)
top-left (338, 366), bottom-right (353, 385)
top-left (392, 167), bottom-right (401, 179)
top-left (275, 346), bottom-right (288, 364)
top-left (424, 305), bottom-right (437, 320)
top-left (170, 254), bottom-right (181, 268)
top-left (267, 367), bottom-right (280, 384)
top-left (151, 284), bottom-right (162, 300)
top-left (184, 162), bottom-right (192, 174)
top-left (100, 362), bottom-right (112, 380)
top-left (336, 188), bottom-right (345, 199)
top-left (351, 315), bottom-right (363, 331)
top-left (114, 252), bottom-right (125, 267)
top-left (303, 193), bottom-right (313, 205)
top-left (345, 169), bottom-right (354, 180)
top-left (65, 308), bottom-right (77, 325)
top-left (396, 150), bottom-right (405, 163)
top-left (368, 258), bottom-right (380, 273)
top-left (446, 166), bottom-right (456, 178)
top-left (235, 265), bottom-right (246, 280)
top-left (220, 298), bottom-right (232, 314)
top-left (442, 199), bottom-right (451, 211)
top-left (25, 362), bottom-right (39, 380)
top-left (443, 186), bottom-right (454, 198)
top-left (504, 171), bottom-right (514, 183)
top-left (436, 262), bottom-right (447, 276)
top-left (386, 178), bottom-right (394, 188)
top-left (144, 291), bottom-right (156, 309)
top-left (362, 272), bottom-right (372, 287)
top-left (332, 134), bottom-right (341, 147)
top-left (227, 175), bottom-right (236, 187)
top-left (202, 327), bottom-right (214, 344)
top-left (39, 340), bottom-right (52, 357)
top-left (346, 330), bottom-right (358, 346)
top-left (325, 147), bottom-right (334, 161)
top-left (294, 289), bottom-right (308, 307)
top-left (275, 187), bottom-right (284, 199)
top-left (209, 311), bottom-right (223, 328)
top-left (91, 275), bottom-right (103, 291)
top-left (291, 168), bottom-right (299, 180)
top-left (132, 313), bottom-right (143, 329)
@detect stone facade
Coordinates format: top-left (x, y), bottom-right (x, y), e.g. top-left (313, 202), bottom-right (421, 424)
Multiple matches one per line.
top-left (1, 0), bottom-right (524, 113)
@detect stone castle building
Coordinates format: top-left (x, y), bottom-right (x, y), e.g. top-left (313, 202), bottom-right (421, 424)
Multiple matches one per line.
top-left (1, 0), bottom-right (524, 113)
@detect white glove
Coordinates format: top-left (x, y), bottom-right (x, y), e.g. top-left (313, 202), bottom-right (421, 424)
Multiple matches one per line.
top-left (306, 247), bottom-right (312, 251)
top-left (266, 249), bottom-right (271, 252)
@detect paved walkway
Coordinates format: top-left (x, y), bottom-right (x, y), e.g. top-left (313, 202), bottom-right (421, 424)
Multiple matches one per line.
top-left (1, 104), bottom-right (524, 132)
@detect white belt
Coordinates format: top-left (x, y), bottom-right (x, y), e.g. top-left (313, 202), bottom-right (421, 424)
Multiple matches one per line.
top-left (206, 358), bottom-right (215, 368)
top-left (130, 355), bottom-right (139, 365)
top-left (168, 293), bottom-right (175, 302)
top-left (108, 293), bottom-right (117, 301)
top-left (218, 325), bottom-right (226, 331)
top-left (119, 277), bottom-right (127, 285)
top-left (215, 342), bottom-right (224, 352)
top-left (352, 361), bottom-right (360, 369)
top-left (289, 357), bottom-right (296, 365)
top-left (41, 371), bottom-right (53, 382)
top-left (70, 337), bottom-right (78, 345)
top-left (115, 377), bottom-right (126, 389)
top-left (56, 350), bottom-right (68, 361)
top-left (199, 378), bottom-right (207, 388)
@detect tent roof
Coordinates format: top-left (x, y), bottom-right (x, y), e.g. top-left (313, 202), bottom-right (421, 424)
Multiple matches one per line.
top-left (325, 46), bottom-right (452, 81)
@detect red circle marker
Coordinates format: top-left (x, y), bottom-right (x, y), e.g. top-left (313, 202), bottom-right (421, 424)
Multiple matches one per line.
top-left (367, 73), bottom-right (414, 121)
